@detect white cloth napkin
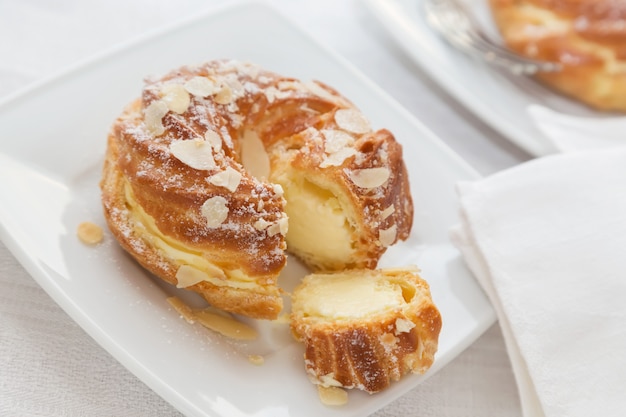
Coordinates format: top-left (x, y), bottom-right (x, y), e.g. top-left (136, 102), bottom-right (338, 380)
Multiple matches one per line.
top-left (451, 146), bottom-right (626, 417)
top-left (528, 104), bottom-right (626, 153)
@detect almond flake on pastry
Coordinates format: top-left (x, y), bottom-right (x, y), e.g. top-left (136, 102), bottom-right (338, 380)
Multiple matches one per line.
top-left (160, 83), bottom-right (191, 114)
top-left (379, 224), bottom-right (397, 247)
top-left (204, 129), bottom-right (222, 151)
top-left (334, 108), bottom-right (371, 134)
top-left (144, 100), bottom-right (169, 136)
top-left (184, 76), bottom-right (217, 97)
top-left (348, 167), bottom-right (390, 189)
top-left (169, 139), bottom-right (216, 170)
top-left (207, 167), bottom-right (242, 192)
top-left (381, 204), bottom-right (395, 220)
top-left (201, 196), bottom-right (229, 227)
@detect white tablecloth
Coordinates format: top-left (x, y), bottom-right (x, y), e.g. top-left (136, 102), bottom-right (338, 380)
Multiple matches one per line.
top-left (0, 0), bottom-right (527, 415)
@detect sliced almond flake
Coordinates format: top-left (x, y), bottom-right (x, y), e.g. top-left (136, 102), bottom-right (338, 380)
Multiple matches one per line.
top-left (380, 332), bottom-right (398, 347)
top-left (299, 103), bottom-right (319, 114)
top-left (321, 129), bottom-right (354, 154)
top-left (193, 308), bottom-right (258, 340)
top-left (318, 386), bottom-right (348, 407)
top-left (254, 218), bottom-right (272, 231)
top-left (334, 108), bottom-right (370, 134)
top-left (169, 139), bottom-right (216, 170)
top-left (265, 216), bottom-right (289, 237)
top-left (348, 167), bottom-right (390, 189)
top-left (175, 263), bottom-right (227, 287)
top-left (304, 81), bottom-right (341, 103)
top-left (267, 223), bottom-right (281, 237)
top-left (242, 63), bottom-right (260, 79)
top-left (317, 373), bottom-right (343, 387)
top-left (379, 224), bottom-right (397, 247)
top-left (278, 216), bottom-right (289, 235)
top-left (77, 221), bottom-right (103, 245)
top-left (214, 84), bottom-right (233, 104)
top-left (381, 204), bottom-right (395, 219)
top-left (204, 129), bottom-right (222, 151)
top-left (221, 60), bottom-right (243, 73)
top-left (207, 167), bottom-right (242, 192)
top-left (175, 264), bottom-right (208, 288)
top-left (240, 130), bottom-right (270, 180)
top-left (265, 85), bottom-right (292, 102)
top-left (277, 80), bottom-right (302, 90)
top-left (276, 90), bottom-right (293, 100)
top-left (160, 83), bottom-right (191, 114)
top-left (272, 183), bottom-right (284, 197)
top-left (264, 86), bottom-right (278, 103)
top-left (320, 147), bottom-right (357, 168)
top-left (395, 318), bottom-right (416, 335)
top-left (381, 265), bottom-right (420, 275)
top-left (166, 296), bottom-right (196, 323)
top-left (201, 196), bottom-right (229, 228)
top-left (184, 76), bottom-right (216, 97)
top-left (225, 76), bottom-right (245, 96)
top-left (144, 100), bottom-right (169, 136)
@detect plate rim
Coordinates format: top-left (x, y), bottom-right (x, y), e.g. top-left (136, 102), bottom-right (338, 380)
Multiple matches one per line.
top-left (364, 0), bottom-right (559, 157)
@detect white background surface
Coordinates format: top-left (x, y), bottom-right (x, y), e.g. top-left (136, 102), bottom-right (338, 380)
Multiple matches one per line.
top-left (0, 0), bottom-right (528, 415)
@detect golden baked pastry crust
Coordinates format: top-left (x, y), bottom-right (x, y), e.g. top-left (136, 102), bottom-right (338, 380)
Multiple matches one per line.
top-left (489, 0), bottom-right (626, 112)
top-left (100, 60), bottom-right (413, 320)
top-left (290, 268), bottom-right (441, 393)
top-left (101, 118), bottom-right (285, 319)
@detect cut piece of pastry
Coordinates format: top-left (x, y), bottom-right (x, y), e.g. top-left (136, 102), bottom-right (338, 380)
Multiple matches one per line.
top-left (290, 267), bottom-right (442, 393)
top-left (100, 59), bottom-right (414, 320)
top-left (488, 0), bottom-right (626, 112)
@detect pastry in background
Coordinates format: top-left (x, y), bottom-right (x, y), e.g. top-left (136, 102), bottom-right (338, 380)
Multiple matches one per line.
top-left (489, 0), bottom-right (626, 112)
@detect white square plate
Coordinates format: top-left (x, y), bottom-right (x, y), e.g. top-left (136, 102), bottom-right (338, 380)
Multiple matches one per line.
top-left (0, 1), bottom-right (494, 416)
top-left (365, 0), bottom-right (622, 156)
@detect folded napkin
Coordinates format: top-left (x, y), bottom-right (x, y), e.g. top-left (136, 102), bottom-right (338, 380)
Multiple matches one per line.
top-left (451, 146), bottom-right (626, 417)
top-left (528, 104), bottom-right (626, 153)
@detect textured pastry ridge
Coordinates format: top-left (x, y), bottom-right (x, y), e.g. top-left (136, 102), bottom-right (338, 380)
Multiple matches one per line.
top-left (489, 0), bottom-right (626, 112)
top-left (100, 59), bottom-right (414, 320)
top-left (290, 267), bottom-right (442, 393)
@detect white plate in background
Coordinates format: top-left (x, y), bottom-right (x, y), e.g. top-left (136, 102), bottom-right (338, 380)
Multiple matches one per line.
top-left (0, 1), bottom-right (494, 416)
top-left (364, 0), bottom-right (622, 156)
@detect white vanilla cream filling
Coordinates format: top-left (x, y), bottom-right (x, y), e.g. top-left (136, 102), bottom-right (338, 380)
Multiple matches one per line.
top-left (296, 273), bottom-right (405, 319)
top-left (278, 175), bottom-right (356, 266)
top-left (123, 181), bottom-right (260, 290)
